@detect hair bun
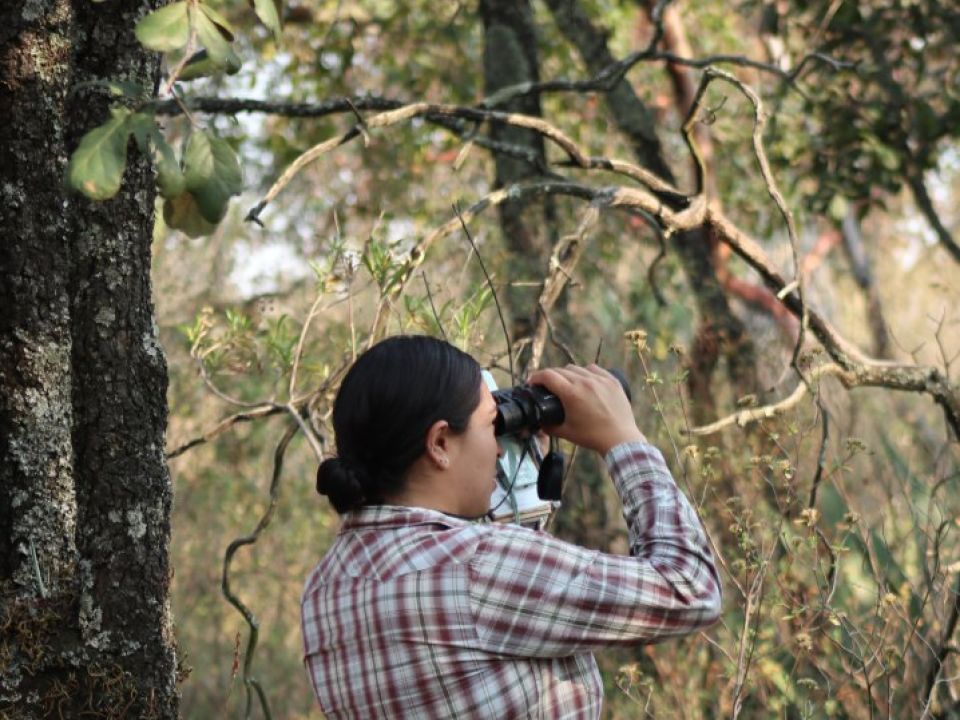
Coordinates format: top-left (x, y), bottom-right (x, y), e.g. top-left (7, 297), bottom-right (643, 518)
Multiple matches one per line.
top-left (316, 457), bottom-right (366, 514)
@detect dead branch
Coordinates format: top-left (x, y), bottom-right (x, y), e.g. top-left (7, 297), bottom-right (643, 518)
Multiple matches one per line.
top-left (687, 363), bottom-right (848, 436)
top-left (528, 206), bottom-right (600, 371)
top-left (166, 404), bottom-right (282, 459)
top-left (247, 102), bottom-right (680, 224)
top-left (707, 206), bottom-right (960, 438)
top-left (691, 68), bottom-right (809, 372)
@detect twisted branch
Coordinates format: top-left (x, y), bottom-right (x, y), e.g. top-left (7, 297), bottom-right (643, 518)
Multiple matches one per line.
top-left (221, 421), bottom-right (298, 720)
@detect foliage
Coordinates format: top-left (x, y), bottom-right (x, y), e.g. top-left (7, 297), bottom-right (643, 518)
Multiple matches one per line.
top-left (768, 0), bottom-right (960, 217)
top-left (65, 0), bottom-right (960, 717)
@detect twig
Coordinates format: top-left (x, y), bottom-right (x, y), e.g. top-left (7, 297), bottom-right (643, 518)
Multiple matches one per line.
top-left (288, 293), bottom-right (326, 400)
top-left (529, 206), bottom-right (600, 371)
top-left (644, 0), bottom-right (674, 53)
top-left (165, 404), bottom-right (282, 459)
top-left (922, 572), bottom-right (960, 717)
top-left (479, 48), bottom-right (850, 109)
top-left (159, 25), bottom-right (199, 98)
top-left (284, 403), bottom-right (323, 462)
top-left (807, 402), bottom-right (830, 508)
top-left (196, 358), bottom-right (273, 409)
top-left (543, 309), bottom-right (578, 364)
top-left (731, 569), bottom-right (765, 718)
top-left (453, 203), bottom-right (514, 384)
top-left (420, 271), bottom-right (449, 342)
top-left (221, 421), bottom-right (298, 720)
top-left (688, 363), bottom-right (847, 436)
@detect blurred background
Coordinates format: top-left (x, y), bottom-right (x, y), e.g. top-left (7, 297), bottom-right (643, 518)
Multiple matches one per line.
top-left (152, 1), bottom-right (960, 716)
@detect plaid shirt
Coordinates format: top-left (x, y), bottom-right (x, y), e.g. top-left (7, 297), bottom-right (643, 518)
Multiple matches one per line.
top-left (301, 442), bottom-right (720, 719)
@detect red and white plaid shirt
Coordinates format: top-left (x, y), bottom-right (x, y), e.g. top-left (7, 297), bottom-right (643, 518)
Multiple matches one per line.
top-left (301, 442), bottom-right (720, 719)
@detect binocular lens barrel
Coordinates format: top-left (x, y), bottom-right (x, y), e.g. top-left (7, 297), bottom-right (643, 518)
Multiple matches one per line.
top-left (493, 386), bottom-right (563, 437)
top-left (492, 368), bottom-right (631, 438)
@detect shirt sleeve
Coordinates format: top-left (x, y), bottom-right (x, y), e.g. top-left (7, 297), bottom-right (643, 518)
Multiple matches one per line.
top-left (467, 441), bottom-right (721, 657)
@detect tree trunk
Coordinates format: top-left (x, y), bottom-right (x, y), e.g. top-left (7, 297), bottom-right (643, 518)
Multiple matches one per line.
top-left (480, 0), bottom-right (559, 344)
top-left (0, 0), bottom-right (179, 716)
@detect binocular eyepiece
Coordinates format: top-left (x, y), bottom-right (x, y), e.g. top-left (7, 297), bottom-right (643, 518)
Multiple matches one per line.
top-left (492, 368), bottom-right (632, 438)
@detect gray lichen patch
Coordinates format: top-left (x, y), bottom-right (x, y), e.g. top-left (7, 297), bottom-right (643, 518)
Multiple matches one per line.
top-left (94, 306), bottom-right (116, 328)
top-left (126, 508), bottom-right (147, 540)
top-left (142, 320), bottom-right (163, 364)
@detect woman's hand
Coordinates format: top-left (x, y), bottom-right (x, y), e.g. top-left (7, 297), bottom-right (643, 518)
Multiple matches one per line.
top-left (526, 364), bottom-right (646, 455)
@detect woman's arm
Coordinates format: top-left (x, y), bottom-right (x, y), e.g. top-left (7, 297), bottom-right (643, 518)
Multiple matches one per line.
top-left (467, 440), bottom-right (720, 657)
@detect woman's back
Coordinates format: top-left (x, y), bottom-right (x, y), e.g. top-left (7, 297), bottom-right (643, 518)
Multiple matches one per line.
top-left (302, 504), bottom-right (603, 720)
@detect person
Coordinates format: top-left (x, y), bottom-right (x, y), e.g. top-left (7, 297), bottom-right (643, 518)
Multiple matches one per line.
top-left (301, 335), bottom-right (721, 719)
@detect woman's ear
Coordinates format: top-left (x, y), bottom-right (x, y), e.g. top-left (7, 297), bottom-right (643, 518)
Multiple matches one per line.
top-left (424, 419), bottom-right (451, 469)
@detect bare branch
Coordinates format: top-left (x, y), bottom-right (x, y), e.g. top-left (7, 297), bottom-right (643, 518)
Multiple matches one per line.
top-left (246, 103), bottom-right (607, 224)
top-left (922, 572), bottom-right (960, 717)
top-left (693, 68), bottom-right (809, 373)
top-left (687, 363), bottom-right (847, 436)
top-left (529, 205), bottom-right (599, 370)
top-left (420, 272), bottom-right (449, 342)
top-left (165, 404), bottom-right (282, 459)
top-left (221, 421), bottom-right (299, 720)
top-left (708, 206), bottom-right (960, 438)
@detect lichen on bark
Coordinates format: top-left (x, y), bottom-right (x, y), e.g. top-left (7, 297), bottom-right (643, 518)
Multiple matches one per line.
top-left (0, 0), bottom-right (179, 716)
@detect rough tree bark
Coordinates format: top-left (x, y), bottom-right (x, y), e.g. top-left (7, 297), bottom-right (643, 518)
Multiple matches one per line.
top-left (480, 0), bottom-right (559, 341)
top-left (0, 0), bottom-right (179, 716)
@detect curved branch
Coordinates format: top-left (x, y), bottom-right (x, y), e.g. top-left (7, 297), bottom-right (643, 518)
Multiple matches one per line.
top-left (246, 103), bottom-right (680, 224)
top-left (708, 206), bottom-right (960, 438)
top-left (221, 421), bottom-right (298, 720)
top-left (695, 68), bottom-right (808, 372)
top-left (687, 363), bottom-right (848, 436)
top-left (907, 170), bottom-right (960, 264)
top-left (165, 404), bottom-right (282, 459)
top-left (529, 205), bottom-right (600, 370)
top-left (368, 179), bottom-right (706, 340)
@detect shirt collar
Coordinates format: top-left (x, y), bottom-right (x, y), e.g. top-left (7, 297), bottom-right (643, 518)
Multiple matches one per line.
top-left (340, 504), bottom-right (473, 532)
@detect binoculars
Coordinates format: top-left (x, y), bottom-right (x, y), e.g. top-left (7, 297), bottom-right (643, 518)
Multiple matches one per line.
top-left (492, 368), bottom-right (633, 438)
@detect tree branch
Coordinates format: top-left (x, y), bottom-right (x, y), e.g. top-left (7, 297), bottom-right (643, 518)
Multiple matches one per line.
top-left (687, 363), bottom-right (846, 436)
top-left (708, 206), bottom-right (960, 438)
top-left (529, 205), bottom-right (600, 370)
top-left (246, 102), bottom-right (679, 224)
top-left (907, 170), bottom-right (960, 264)
top-left (165, 405), bottom-right (282, 459)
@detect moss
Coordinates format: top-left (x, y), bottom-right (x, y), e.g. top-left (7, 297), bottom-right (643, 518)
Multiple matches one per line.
top-left (0, 589), bottom-right (162, 719)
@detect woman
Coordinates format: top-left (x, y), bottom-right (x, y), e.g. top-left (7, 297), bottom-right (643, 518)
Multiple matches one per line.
top-left (302, 335), bottom-right (720, 719)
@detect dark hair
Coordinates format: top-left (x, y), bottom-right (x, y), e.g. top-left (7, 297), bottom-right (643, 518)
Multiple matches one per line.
top-left (316, 335), bottom-right (482, 514)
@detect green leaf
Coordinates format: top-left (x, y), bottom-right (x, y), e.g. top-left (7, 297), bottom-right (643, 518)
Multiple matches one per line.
top-left (163, 192), bottom-right (219, 237)
top-left (252, 0), bottom-right (282, 41)
top-left (127, 112), bottom-right (156, 154)
top-left (182, 131), bottom-right (242, 222)
top-left (194, 7), bottom-right (240, 68)
top-left (197, 3), bottom-right (235, 39)
top-left (135, 1), bottom-right (190, 52)
top-left (66, 107), bottom-right (132, 200)
top-left (827, 195), bottom-right (848, 222)
top-left (179, 48), bottom-right (241, 80)
top-left (154, 135), bottom-right (186, 198)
